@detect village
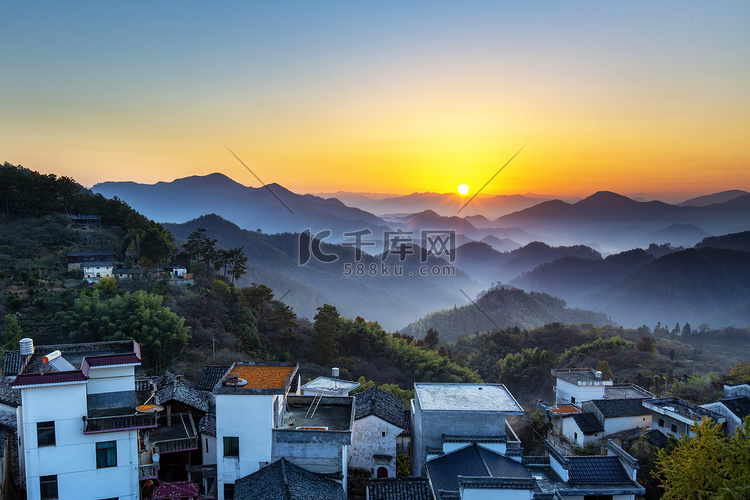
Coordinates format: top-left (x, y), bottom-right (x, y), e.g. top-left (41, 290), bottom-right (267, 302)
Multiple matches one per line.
top-left (1, 333), bottom-right (747, 500)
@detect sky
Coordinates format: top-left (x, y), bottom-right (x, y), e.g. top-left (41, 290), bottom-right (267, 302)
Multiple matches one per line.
top-left (2, 1), bottom-right (749, 201)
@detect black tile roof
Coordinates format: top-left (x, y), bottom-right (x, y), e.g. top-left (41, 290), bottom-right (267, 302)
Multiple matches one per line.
top-left (197, 365), bottom-right (230, 391)
top-left (398, 410), bottom-right (412, 437)
top-left (590, 398), bottom-right (651, 418)
top-left (720, 397), bottom-right (750, 420)
top-left (367, 477), bottom-right (432, 500)
top-left (153, 371), bottom-right (211, 413)
top-left (646, 429), bottom-right (669, 448)
top-left (355, 387), bottom-right (407, 428)
top-left (425, 443), bottom-right (531, 498)
top-left (198, 414), bottom-right (216, 437)
top-left (2, 351), bottom-right (23, 377)
top-left (567, 456), bottom-right (632, 484)
top-left (0, 376), bottom-right (21, 407)
top-left (234, 458), bottom-right (346, 500)
top-left (571, 413), bottom-right (604, 434)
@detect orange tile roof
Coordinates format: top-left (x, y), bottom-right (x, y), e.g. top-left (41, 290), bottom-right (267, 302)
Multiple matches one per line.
top-left (228, 365), bottom-right (294, 390)
top-left (550, 405), bottom-right (581, 414)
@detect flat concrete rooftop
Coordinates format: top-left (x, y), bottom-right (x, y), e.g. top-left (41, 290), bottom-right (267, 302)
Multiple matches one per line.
top-left (552, 368), bottom-right (612, 385)
top-left (415, 383), bottom-right (524, 413)
top-left (604, 384), bottom-right (655, 399)
top-left (301, 376), bottom-right (360, 395)
top-left (283, 395), bottom-right (353, 431)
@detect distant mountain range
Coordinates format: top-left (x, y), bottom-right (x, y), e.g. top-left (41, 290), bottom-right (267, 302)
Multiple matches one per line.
top-left (494, 191), bottom-right (750, 252)
top-left (95, 173), bottom-right (750, 330)
top-left (162, 214), bottom-right (478, 331)
top-left (95, 175), bottom-right (750, 256)
top-left (313, 191), bottom-right (573, 218)
top-left (94, 173), bottom-right (392, 242)
top-left (509, 232), bottom-right (750, 328)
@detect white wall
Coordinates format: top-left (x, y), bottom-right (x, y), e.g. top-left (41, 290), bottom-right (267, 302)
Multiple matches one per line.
top-left (202, 434), bottom-right (217, 465)
top-left (216, 393), bottom-right (274, 499)
top-left (349, 415), bottom-right (402, 478)
top-left (555, 379), bottom-right (605, 405)
top-left (604, 414), bottom-right (651, 435)
top-left (21, 383), bottom-right (138, 499)
top-left (462, 487), bottom-right (532, 500)
top-left (87, 365), bottom-right (135, 394)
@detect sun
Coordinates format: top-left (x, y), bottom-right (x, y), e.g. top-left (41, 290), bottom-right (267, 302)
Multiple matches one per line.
top-left (457, 184), bottom-right (469, 195)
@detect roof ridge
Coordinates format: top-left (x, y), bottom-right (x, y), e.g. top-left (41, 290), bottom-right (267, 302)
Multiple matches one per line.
top-left (280, 459), bottom-right (292, 500)
top-left (475, 445), bottom-right (493, 477)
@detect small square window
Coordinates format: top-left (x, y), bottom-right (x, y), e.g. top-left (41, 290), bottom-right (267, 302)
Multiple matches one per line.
top-left (671, 423), bottom-right (678, 433)
top-left (658, 418), bottom-right (665, 427)
top-left (224, 483), bottom-right (235, 500)
top-left (224, 436), bottom-right (239, 457)
top-left (40, 475), bottom-right (58, 500)
top-left (96, 441), bottom-right (117, 468)
top-left (37, 421), bottom-right (55, 447)
top-left (571, 397), bottom-right (576, 404)
top-left (382, 431), bottom-right (386, 437)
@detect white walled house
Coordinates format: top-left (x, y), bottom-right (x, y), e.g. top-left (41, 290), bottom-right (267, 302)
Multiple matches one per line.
top-left (213, 362), bottom-right (354, 500)
top-left (10, 340), bottom-right (149, 500)
top-left (552, 368), bottom-right (612, 405)
top-left (560, 413), bottom-right (604, 448)
top-left (643, 397), bottom-right (725, 438)
top-left (702, 397), bottom-right (750, 436)
top-left (82, 261), bottom-right (114, 281)
top-left (350, 387), bottom-right (407, 478)
top-left (551, 368), bottom-right (654, 406)
top-left (582, 398), bottom-right (652, 436)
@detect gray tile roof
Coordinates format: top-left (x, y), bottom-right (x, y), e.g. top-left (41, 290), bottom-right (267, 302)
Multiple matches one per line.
top-left (590, 398), bottom-right (651, 418)
top-left (154, 371), bottom-right (211, 412)
top-left (197, 365), bottom-right (230, 391)
top-left (571, 413), bottom-right (604, 434)
top-left (234, 458), bottom-right (346, 500)
top-left (0, 376), bottom-right (21, 407)
top-left (355, 387), bottom-right (407, 428)
top-left (367, 477), bottom-right (432, 500)
top-left (2, 351), bottom-right (23, 377)
top-left (720, 397), bottom-right (750, 420)
top-left (425, 443), bottom-right (531, 499)
top-left (567, 456), bottom-right (632, 484)
top-left (198, 414), bottom-right (216, 437)
top-left (646, 429), bottom-right (668, 448)
top-left (398, 410), bottom-right (411, 437)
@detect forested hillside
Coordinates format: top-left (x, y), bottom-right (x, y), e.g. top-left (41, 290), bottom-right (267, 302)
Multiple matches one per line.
top-left (400, 286), bottom-right (609, 342)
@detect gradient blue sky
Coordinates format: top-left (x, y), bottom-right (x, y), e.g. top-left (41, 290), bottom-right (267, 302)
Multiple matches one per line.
top-left (2, 1), bottom-right (749, 200)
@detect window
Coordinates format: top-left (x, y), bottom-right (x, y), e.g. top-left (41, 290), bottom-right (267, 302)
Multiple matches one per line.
top-left (96, 441), bottom-right (117, 468)
top-left (671, 423), bottom-right (678, 433)
top-left (40, 475), bottom-right (58, 500)
top-left (574, 432), bottom-right (578, 440)
top-left (382, 431), bottom-right (386, 437)
top-left (224, 484), bottom-right (235, 500)
top-left (658, 418), bottom-right (665, 427)
top-left (223, 436), bottom-right (239, 457)
top-left (37, 421), bottom-right (55, 447)
top-left (571, 397), bottom-right (576, 404)
top-left (377, 467), bottom-right (388, 478)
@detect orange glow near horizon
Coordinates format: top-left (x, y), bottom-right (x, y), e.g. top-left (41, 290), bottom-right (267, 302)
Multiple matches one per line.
top-left (2, 3), bottom-right (749, 202)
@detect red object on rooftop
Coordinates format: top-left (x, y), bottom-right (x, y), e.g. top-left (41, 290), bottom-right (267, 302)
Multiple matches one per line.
top-left (152, 481), bottom-right (200, 499)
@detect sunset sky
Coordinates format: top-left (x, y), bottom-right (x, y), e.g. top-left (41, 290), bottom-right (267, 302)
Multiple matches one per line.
top-left (2, 1), bottom-right (749, 201)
